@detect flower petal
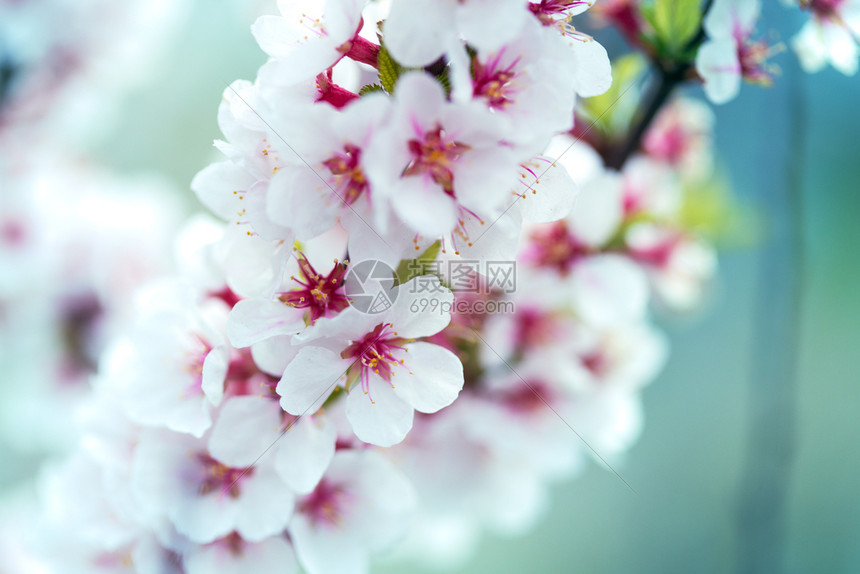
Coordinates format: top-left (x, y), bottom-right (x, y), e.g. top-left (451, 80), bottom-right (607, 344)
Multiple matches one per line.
top-left (275, 415), bottom-right (337, 494)
top-left (278, 347), bottom-right (349, 415)
top-left (392, 342), bottom-right (463, 413)
top-left (345, 378), bottom-right (413, 446)
top-left (228, 298), bottom-right (304, 348)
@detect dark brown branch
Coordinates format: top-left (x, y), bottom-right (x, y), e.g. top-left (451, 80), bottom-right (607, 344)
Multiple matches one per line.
top-left (604, 0), bottom-right (715, 171)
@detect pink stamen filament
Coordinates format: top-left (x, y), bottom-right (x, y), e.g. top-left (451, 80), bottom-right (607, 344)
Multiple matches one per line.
top-left (405, 126), bottom-right (471, 196)
top-left (322, 144), bottom-right (369, 205)
top-left (472, 51), bottom-right (522, 109)
top-left (300, 480), bottom-right (348, 527)
top-left (196, 453), bottom-right (251, 498)
top-left (341, 323), bottom-right (411, 402)
top-left (524, 221), bottom-right (590, 274)
top-left (279, 254), bottom-right (350, 324)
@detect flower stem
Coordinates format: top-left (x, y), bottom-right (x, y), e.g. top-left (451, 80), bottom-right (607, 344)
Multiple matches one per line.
top-left (604, 0), bottom-right (715, 170)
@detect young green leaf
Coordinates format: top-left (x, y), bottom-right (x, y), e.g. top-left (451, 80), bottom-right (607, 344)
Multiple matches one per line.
top-left (395, 241), bottom-right (443, 285)
top-left (378, 45), bottom-right (405, 93)
top-left (359, 83), bottom-right (385, 96)
top-left (653, 0), bottom-right (702, 57)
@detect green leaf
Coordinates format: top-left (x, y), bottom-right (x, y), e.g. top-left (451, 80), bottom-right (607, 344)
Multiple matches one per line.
top-left (358, 83), bottom-right (385, 96)
top-left (653, 0), bottom-right (702, 56)
top-left (435, 71), bottom-right (452, 97)
top-left (395, 241), bottom-right (442, 285)
top-left (678, 175), bottom-right (760, 248)
top-left (377, 44), bottom-right (405, 93)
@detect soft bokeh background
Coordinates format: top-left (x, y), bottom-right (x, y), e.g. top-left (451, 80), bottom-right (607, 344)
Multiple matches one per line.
top-left (4, 1), bottom-right (859, 571)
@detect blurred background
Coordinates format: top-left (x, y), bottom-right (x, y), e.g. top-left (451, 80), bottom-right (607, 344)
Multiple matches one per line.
top-left (1, 0), bottom-right (858, 572)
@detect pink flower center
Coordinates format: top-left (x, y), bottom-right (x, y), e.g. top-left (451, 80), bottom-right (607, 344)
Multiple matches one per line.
top-left (224, 349), bottom-right (280, 398)
top-left (321, 144), bottom-right (369, 205)
top-left (629, 234), bottom-right (681, 268)
top-left (299, 479), bottom-right (348, 528)
top-left (217, 532), bottom-right (246, 557)
top-left (210, 286), bottom-right (241, 308)
top-left (341, 323), bottom-right (411, 399)
top-left (279, 254), bottom-right (350, 324)
top-left (806, 0), bottom-right (845, 18)
top-left (644, 123), bottom-right (688, 166)
top-left (500, 378), bottom-right (556, 415)
top-left (530, 0), bottom-right (592, 19)
top-left (737, 39), bottom-right (775, 86)
top-left (581, 349), bottom-right (610, 378)
top-left (514, 307), bottom-right (559, 352)
top-left (406, 126), bottom-right (471, 195)
top-left (524, 221), bottom-right (590, 275)
top-left (529, 0), bottom-right (594, 38)
top-left (196, 453), bottom-right (251, 499)
top-left (473, 52), bottom-right (521, 110)
top-left (0, 219), bottom-right (26, 248)
top-left (183, 335), bottom-right (213, 398)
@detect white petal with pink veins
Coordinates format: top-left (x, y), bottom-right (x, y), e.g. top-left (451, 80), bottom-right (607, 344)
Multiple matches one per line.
top-left (696, 39), bottom-right (741, 104)
top-left (705, 0), bottom-right (760, 39)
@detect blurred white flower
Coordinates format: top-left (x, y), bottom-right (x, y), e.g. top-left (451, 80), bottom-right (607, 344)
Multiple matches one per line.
top-left (696, 0), bottom-right (778, 104)
top-left (790, 0), bottom-right (860, 75)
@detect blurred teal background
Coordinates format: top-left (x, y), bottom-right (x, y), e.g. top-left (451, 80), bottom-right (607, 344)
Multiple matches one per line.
top-left (9, 0), bottom-right (860, 571)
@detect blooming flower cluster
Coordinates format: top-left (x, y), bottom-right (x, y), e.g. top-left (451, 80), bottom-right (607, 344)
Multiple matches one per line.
top-left (697, 0), bottom-right (859, 104)
top-left (383, 98), bottom-right (719, 564)
top-left (0, 0), bottom-right (188, 144)
top-left (0, 0), bottom-right (188, 457)
top-left (789, 0), bottom-right (860, 75)
top-left (0, 156), bottom-right (181, 455)
top-left (9, 1), bottom-right (737, 573)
